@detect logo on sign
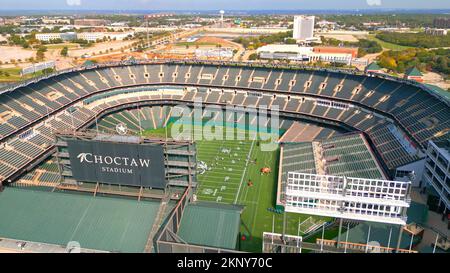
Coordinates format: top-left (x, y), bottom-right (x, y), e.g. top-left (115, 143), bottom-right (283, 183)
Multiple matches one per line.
top-left (75, 152), bottom-right (151, 174)
top-left (116, 123), bottom-right (128, 135)
top-left (77, 153), bottom-right (90, 163)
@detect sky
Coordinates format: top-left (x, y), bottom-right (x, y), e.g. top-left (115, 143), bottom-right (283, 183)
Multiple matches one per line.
top-left (0, 0), bottom-right (449, 11)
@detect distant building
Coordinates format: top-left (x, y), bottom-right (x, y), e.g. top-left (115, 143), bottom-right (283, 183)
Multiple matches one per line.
top-left (110, 22), bottom-right (128, 27)
top-left (144, 13), bottom-right (174, 19)
top-left (35, 31), bottom-right (133, 42)
top-left (74, 19), bottom-right (109, 27)
top-left (362, 22), bottom-right (383, 27)
top-left (35, 33), bottom-right (65, 42)
top-left (376, 27), bottom-right (411, 33)
top-left (425, 28), bottom-right (448, 36)
top-left (77, 31), bottom-right (134, 42)
top-left (60, 32), bottom-right (78, 41)
top-left (256, 44), bottom-right (353, 65)
top-left (317, 20), bottom-right (337, 30)
top-left (59, 26), bottom-right (74, 32)
top-left (404, 67), bottom-right (424, 82)
top-left (0, 17), bottom-right (4, 26)
top-left (184, 23), bottom-right (203, 28)
top-left (313, 47), bottom-right (358, 58)
top-left (195, 48), bottom-right (233, 59)
top-left (434, 18), bottom-right (450, 29)
top-left (41, 18), bottom-right (71, 25)
top-left (365, 62), bottom-right (383, 74)
top-left (76, 32), bottom-right (105, 42)
top-left (293, 15), bottom-right (315, 41)
top-left (257, 44), bottom-right (313, 61)
top-left (309, 52), bottom-right (353, 65)
top-left (4, 17), bottom-right (21, 25)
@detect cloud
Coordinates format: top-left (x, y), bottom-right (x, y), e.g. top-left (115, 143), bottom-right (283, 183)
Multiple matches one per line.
top-left (366, 0), bottom-right (382, 6)
top-left (66, 0), bottom-right (81, 6)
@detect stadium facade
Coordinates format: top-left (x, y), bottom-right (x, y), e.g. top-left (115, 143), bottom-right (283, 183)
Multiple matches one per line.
top-left (422, 138), bottom-right (450, 214)
top-left (1, 60), bottom-right (448, 185)
top-left (0, 60), bottom-right (449, 252)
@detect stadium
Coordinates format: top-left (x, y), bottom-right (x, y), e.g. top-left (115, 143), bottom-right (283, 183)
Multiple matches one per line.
top-left (0, 59), bottom-right (448, 253)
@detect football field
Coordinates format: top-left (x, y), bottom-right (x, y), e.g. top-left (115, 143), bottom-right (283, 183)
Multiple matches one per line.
top-left (143, 123), bottom-right (330, 252)
top-left (196, 137), bottom-right (255, 204)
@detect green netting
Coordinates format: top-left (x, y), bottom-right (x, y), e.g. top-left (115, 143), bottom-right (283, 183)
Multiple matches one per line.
top-left (334, 222), bottom-right (420, 250)
top-left (333, 202), bottom-right (427, 250)
top-left (177, 202), bottom-right (241, 250)
top-left (407, 202), bottom-right (428, 225)
top-left (0, 187), bottom-right (160, 252)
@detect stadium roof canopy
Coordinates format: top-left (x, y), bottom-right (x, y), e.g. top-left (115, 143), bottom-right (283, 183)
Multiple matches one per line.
top-left (177, 202), bottom-right (242, 250)
top-left (424, 83), bottom-right (450, 102)
top-left (0, 187), bottom-right (161, 252)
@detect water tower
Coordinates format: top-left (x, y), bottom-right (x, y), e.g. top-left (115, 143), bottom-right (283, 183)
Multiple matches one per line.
top-left (220, 10), bottom-right (225, 27)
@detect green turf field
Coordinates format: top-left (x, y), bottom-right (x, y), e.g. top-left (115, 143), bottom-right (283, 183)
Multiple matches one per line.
top-left (366, 35), bottom-right (413, 51)
top-left (196, 138), bottom-right (254, 204)
top-left (0, 67), bottom-right (47, 83)
top-left (142, 121), bottom-right (331, 252)
top-left (44, 43), bottom-right (79, 50)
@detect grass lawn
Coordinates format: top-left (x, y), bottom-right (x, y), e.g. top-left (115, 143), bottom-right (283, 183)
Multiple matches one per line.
top-left (304, 226), bottom-right (342, 243)
top-left (0, 67), bottom-right (46, 83)
top-left (44, 43), bottom-right (79, 50)
top-left (174, 42), bottom-right (220, 47)
top-left (236, 141), bottom-right (331, 252)
top-left (366, 35), bottom-right (413, 51)
top-left (143, 121), bottom-right (332, 253)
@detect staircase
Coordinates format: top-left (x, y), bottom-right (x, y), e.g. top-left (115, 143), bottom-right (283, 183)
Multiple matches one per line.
top-left (311, 142), bottom-right (325, 175)
top-left (304, 220), bottom-right (327, 234)
top-left (144, 194), bottom-right (171, 253)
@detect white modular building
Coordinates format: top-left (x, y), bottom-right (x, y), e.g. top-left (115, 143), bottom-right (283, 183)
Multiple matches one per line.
top-left (35, 32), bottom-right (134, 42)
top-left (256, 44), bottom-right (353, 65)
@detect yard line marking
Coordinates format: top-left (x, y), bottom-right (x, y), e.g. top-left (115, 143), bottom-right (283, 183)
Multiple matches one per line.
top-left (234, 134), bottom-right (257, 204)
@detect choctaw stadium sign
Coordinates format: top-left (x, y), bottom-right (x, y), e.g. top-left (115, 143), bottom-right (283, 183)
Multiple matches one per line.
top-left (67, 139), bottom-right (166, 188)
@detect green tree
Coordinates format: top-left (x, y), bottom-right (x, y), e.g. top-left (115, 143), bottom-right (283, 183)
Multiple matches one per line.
top-left (36, 45), bottom-right (47, 61)
top-left (248, 53), bottom-right (258, 61)
top-left (285, 38), bottom-right (297, 44)
top-left (376, 32), bottom-right (450, 48)
top-left (60, 46), bottom-right (69, 57)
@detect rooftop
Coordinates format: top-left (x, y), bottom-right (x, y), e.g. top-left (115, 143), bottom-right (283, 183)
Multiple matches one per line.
top-left (177, 202), bottom-right (242, 250)
top-left (333, 202), bottom-right (428, 250)
top-left (405, 67), bottom-right (423, 77)
top-left (256, 44), bottom-right (313, 54)
top-left (424, 83), bottom-right (450, 102)
top-left (366, 62), bottom-right (382, 71)
top-left (0, 187), bottom-right (161, 252)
